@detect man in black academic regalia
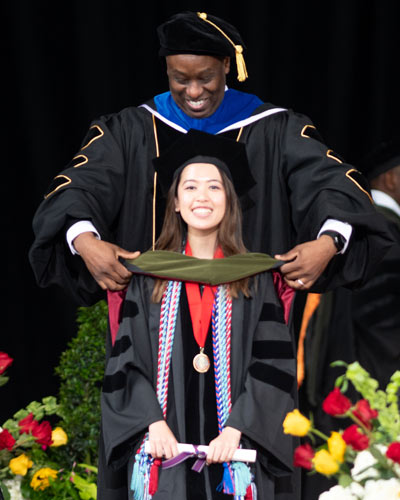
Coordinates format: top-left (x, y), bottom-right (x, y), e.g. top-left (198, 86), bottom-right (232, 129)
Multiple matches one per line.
top-left (30, 11), bottom-right (393, 306)
top-left (28, 11), bottom-right (395, 500)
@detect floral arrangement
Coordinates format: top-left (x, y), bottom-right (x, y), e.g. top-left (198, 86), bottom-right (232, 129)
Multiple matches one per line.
top-left (283, 361), bottom-right (400, 499)
top-left (0, 352), bottom-right (13, 387)
top-left (0, 352), bottom-right (97, 500)
top-left (0, 301), bottom-right (108, 499)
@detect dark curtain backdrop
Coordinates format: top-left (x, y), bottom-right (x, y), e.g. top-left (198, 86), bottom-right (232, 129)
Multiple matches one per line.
top-left (4, 0), bottom-right (400, 425)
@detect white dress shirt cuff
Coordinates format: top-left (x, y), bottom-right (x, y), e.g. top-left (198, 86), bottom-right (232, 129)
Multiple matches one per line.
top-left (66, 221), bottom-right (101, 255)
top-left (317, 219), bottom-right (352, 254)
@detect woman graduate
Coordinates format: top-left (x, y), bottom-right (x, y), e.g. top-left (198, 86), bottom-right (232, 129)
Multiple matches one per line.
top-left (101, 130), bottom-right (299, 500)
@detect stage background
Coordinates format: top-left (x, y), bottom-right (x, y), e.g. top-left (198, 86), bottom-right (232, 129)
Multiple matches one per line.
top-left (4, 0), bottom-right (400, 426)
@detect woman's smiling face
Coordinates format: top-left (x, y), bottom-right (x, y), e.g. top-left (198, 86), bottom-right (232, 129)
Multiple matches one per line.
top-left (175, 163), bottom-right (226, 236)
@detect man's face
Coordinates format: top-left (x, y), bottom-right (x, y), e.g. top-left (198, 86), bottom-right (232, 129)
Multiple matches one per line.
top-left (166, 54), bottom-right (230, 118)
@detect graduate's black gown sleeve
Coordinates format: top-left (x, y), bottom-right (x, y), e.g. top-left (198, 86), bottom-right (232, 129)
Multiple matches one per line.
top-left (101, 276), bottom-right (163, 471)
top-left (226, 271), bottom-right (299, 500)
top-left (226, 276), bottom-right (296, 475)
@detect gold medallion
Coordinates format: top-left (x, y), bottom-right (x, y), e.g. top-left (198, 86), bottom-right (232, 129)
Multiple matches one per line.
top-left (193, 349), bottom-right (210, 373)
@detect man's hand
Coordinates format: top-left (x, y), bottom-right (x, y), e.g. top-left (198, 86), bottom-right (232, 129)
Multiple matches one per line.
top-left (206, 426), bottom-right (242, 464)
top-left (148, 420), bottom-right (179, 459)
top-left (275, 235), bottom-right (337, 290)
top-left (73, 232), bottom-right (140, 291)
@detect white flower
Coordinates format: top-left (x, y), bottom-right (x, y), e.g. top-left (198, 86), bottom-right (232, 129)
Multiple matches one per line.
top-left (351, 450), bottom-right (379, 482)
top-left (349, 482), bottom-right (365, 497)
top-left (2, 476), bottom-right (23, 500)
top-left (318, 484), bottom-right (359, 500)
top-left (363, 478), bottom-right (400, 500)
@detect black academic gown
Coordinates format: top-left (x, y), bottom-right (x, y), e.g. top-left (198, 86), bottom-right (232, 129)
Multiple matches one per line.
top-left (300, 202), bottom-right (400, 500)
top-left (101, 272), bottom-right (299, 500)
top-left (29, 99), bottom-right (394, 307)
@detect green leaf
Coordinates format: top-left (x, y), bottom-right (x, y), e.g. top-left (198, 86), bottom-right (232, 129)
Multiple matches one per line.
top-left (20, 479), bottom-right (33, 498)
top-left (0, 376), bottom-right (9, 387)
top-left (338, 473), bottom-right (352, 488)
top-left (77, 463), bottom-right (98, 474)
top-left (0, 481), bottom-right (11, 500)
top-left (12, 409), bottom-right (30, 421)
top-left (2, 419), bottom-right (19, 434)
top-left (72, 474), bottom-right (97, 500)
top-left (334, 374), bottom-right (344, 388)
top-left (368, 444), bottom-right (390, 468)
top-left (330, 360), bottom-right (348, 368)
top-left (41, 396), bottom-right (59, 415)
top-left (26, 401), bottom-right (45, 421)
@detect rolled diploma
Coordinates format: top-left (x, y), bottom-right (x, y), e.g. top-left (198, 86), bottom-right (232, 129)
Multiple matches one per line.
top-left (144, 442), bottom-right (256, 463)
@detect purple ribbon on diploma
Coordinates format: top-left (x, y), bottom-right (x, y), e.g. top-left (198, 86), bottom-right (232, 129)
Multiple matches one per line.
top-left (162, 445), bottom-right (207, 473)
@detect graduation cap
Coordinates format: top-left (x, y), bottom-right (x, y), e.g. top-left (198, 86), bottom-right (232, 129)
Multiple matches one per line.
top-left (152, 129), bottom-right (255, 198)
top-left (360, 136), bottom-right (400, 181)
top-left (157, 11), bottom-right (248, 82)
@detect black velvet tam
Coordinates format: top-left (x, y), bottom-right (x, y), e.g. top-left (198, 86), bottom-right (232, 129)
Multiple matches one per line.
top-left (157, 11), bottom-right (246, 58)
top-left (152, 129), bottom-right (255, 197)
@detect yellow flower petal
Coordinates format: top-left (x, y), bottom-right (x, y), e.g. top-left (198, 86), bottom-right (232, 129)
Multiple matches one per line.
top-left (9, 454), bottom-right (33, 476)
top-left (313, 449), bottom-right (340, 476)
top-left (282, 409), bottom-right (311, 437)
top-left (51, 427), bottom-right (68, 447)
top-left (327, 431), bottom-right (347, 464)
top-left (30, 467), bottom-right (58, 491)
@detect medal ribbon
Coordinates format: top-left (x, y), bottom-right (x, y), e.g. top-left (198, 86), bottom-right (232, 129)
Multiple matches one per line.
top-left (185, 241), bottom-right (224, 350)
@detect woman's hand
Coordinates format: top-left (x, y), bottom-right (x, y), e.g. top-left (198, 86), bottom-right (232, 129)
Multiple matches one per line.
top-left (148, 420), bottom-right (179, 459)
top-left (206, 426), bottom-right (242, 464)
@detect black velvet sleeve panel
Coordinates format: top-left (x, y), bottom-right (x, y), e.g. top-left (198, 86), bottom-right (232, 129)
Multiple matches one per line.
top-left (101, 276), bottom-right (163, 470)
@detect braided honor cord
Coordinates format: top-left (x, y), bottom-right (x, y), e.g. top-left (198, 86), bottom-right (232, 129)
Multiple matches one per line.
top-left (212, 285), bottom-right (233, 431)
top-left (213, 286), bottom-right (255, 500)
top-left (131, 280), bottom-right (182, 500)
top-left (156, 279), bottom-right (182, 418)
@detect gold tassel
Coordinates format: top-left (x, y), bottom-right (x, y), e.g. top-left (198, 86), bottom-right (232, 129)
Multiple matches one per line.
top-left (197, 12), bottom-right (248, 82)
top-left (234, 45), bottom-right (248, 82)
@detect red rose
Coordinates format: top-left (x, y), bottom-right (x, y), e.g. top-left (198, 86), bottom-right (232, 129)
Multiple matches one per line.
top-left (294, 443), bottom-right (315, 470)
top-left (32, 420), bottom-right (53, 448)
top-left (0, 352), bottom-right (13, 375)
top-left (0, 429), bottom-right (16, 451)
top-left (352, 399), bottom-right (378, 430)
top-left (19, 413), bottom-right (39, 435)
top-left (322, 387), bottom-right (352, 416)
top-left (342, 424), bottom-right (369, 451)
top-left (386, 442), bottom-right (400, 464)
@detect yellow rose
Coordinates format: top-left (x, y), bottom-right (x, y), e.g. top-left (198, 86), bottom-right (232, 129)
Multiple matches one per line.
top-left (30, 467), bottom-right (58, 491)
top-left (51, 427), bottom-right (68, 447)
top-left (282, 409), bottom-right (311, 436)
top-left (312, 449), bottom-right (339, 476)
top-left (327, 431), bottom-right (346, 463)
top-left (9, 454), bottom-right (33, 476)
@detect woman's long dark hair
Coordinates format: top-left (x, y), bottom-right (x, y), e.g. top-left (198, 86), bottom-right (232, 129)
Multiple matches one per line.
top-left (152, 166), bottom-right (250, 302)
